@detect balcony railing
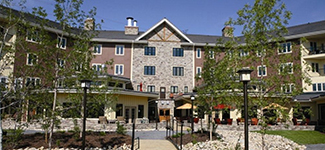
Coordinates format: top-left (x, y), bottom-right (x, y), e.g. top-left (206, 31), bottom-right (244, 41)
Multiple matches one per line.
top-left (308, 46), bottom-right (325, 55)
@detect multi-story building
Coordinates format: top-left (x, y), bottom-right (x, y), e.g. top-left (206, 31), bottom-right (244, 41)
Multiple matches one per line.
top-left (2, 6), bottom-right (325, 125)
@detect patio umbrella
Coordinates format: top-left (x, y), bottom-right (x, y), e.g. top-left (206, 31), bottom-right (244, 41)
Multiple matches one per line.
top-left (176, 103), bottom-right (197, 109)
top-left (263, 103), bottom-right (288, 110)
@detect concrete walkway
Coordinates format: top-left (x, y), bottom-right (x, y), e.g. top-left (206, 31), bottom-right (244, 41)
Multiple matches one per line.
top-left (139, 140), bottom-right (177, 150)
top-left (127, 130), bottom-right (177, 150)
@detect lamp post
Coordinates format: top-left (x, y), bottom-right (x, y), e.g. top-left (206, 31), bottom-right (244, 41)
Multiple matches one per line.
top-left (190, 93), bottom-right (195, 134)
top-left (81, 79), bottom-right (91, 150)
top-left (155, 100), bottom-right (158, 130)
top-left (237, 69), bottom-right (253, 150)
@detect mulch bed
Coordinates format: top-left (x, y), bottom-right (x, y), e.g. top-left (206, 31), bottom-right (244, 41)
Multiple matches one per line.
top-left (3, 132), bottom-right (132, 150)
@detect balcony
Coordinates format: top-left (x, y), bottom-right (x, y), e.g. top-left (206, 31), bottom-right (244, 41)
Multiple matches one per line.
top-left (303, 46), bottom-right (325, 60)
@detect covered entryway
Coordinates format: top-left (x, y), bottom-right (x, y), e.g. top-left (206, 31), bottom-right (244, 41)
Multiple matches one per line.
top-left (125, 106), bottom-right (136, 123)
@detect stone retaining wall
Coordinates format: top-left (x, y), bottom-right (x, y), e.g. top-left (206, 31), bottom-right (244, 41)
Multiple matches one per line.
top-left (3, 118), bottom-right (315, 132)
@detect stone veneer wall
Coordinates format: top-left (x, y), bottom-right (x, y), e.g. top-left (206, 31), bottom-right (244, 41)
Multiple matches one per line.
top-left (132, 27), bottom-right (194, 98)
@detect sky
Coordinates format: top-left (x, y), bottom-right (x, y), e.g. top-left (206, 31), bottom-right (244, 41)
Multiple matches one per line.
top-left (8, 0), bottom-right (325, 36)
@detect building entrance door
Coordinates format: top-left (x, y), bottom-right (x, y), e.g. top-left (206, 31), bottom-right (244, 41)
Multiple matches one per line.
top-left (160, 87), bottom-right (166, 99)
top-left (125, 106), bottom-right (136, 123)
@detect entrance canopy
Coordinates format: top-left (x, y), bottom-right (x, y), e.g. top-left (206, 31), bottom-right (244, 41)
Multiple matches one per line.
top-left (293, 92), bottom-right (325, 102)
top-left (176, 103), bottom-right (197, 109)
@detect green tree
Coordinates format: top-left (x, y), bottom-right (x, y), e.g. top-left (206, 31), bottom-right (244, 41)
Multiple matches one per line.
top-left (0, 1), bottom-right (29, 149)
top-left (197, 0), bottom-right (310, 144)
top-left (1, 0), bottom-right (115, 149)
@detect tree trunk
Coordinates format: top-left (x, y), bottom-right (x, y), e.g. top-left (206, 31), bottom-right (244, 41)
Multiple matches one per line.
top-left (49, 70), bottom-right (58, 149)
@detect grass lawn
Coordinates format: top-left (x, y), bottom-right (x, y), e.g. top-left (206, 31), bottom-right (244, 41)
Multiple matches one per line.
top-left (255, 130), bottom-right (325, 145)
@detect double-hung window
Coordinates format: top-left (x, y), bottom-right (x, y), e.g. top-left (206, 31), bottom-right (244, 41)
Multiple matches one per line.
top-left (26, 30), bottom-right (39, 42)
top-left (57, 59), bottom-right (65, 68)
top-left (26, 77), bottom-right (41, 87)
top-left (116, 45), bottom-right (124, 55)
top-left (282, 84), bottom-right (294, 93)
top-left (209, 50), bottom-right (214, 59)
top-left (280, 62), bottom-right (293, 74)
top-left (278, 42), bottom-right (291, 54)
top-left (170, 86), bottom-right (178, 94)
top-left (27, 53), bottom-right (38, 66)
top-left (144, 66), bottom-right (155, 75)
top-left (0, 76), bottom-right (8, 89)
top-left (257, 65), bottom-right (267, 77)
top-left (57, 37), bottom-right (67, 49)
top-left (92, 64), bottom-right (104, 72)
top-left (239, 49), bottom-right (248, 57)
top-left (93, 44), bottom-right (102, 55)
top-left (147, 85), bottom-right (155, 92)
top-left (184, 86), bottom-right (188, 93)
top-left (115, 64), bottom-right (124, 75)
top-left (144, 47), bottom-right (156, 56)
top-left (196, 67), bottom-right (201, 78)
top-left (196, 48), bottom-right (201, 58)
top-left (173, 48), bottom-right (183, 57)
top-left (173, 67), bottom-right (184, 76)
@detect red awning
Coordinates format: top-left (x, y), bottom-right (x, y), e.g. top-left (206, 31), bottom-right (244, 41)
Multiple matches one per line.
top-left (214, 104), bottom-right (233, 109)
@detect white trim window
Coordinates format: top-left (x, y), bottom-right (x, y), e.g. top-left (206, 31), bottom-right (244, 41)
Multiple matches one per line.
top-left (147, 85), bottom-right (155, 92)
top-left (196, 67), bottom-right (201, 78)
top-left (256, 49), bottom-right (266, 57)
top-left (26, 30), bottom-right (39, 42)
top-left (26, 77), bottom-right (41, 87)
top-left (184, 86), bottom-right (188, 93)
top-left (239, 49), bottom-right (249, 57)
top-left (115, 64), bottom-right (124, 75)
top-left (14, 78), bottom-right (23, 89)
top-left (115, 45), bottom-right (124, 55)
top-left (170, 86), bottom-right (178, 94)
top-left (57, 59), bottom-right (65, 68)
top-left (278, 42), bottom-right (291, 54)
top-left (282, 84), bottom-right (294, 93)
top-left (279, 62), bottom-right (293, 74)
top-left (93, 44), bottom-right (102, 55)
top-left (26, 53), bottom-right (38, 66)
top-left (257, 65), bottom-right (267, 77)
top-left (0, 76), bottom-right (8, 89)
top-left (196, 48), bottom-right (201, 58)
top-left (57, 37), bottom-right (67, 49)
top-left (209, 50), bottom-right (214, 59)
top-left (92, 64), bottom-right (103, 72)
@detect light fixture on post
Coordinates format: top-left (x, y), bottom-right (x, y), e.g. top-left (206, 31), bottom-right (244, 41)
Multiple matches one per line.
top-left (237, 68), bottom-right (253, 150)
top-left (190, 93), bottom-right (195, 134)
top-left (81, 79), bottom-right (91, 150)
top-left (155, 100), bottom-right (158, 130)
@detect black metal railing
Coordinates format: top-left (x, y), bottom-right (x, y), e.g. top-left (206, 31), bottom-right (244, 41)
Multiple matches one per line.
top-left (167, 118), bottom-right (185, 150)
top-left (134, 137), bottom-right (140, 150)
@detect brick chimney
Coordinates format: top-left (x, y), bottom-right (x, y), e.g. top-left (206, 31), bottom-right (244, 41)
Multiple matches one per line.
top-left (125, 17), bottom-right (139, 35)
top-left (222, 26), bottom-right (233, 37)
top-left (84, 18), bottom-right (95, 30)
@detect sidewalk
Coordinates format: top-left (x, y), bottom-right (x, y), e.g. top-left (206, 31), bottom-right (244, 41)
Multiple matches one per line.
top-left (139, 140), bottom-right (177, 150)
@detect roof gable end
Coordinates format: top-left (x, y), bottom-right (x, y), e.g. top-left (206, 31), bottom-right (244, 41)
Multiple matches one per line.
top-left (136, 18), bottom-right (193, 43)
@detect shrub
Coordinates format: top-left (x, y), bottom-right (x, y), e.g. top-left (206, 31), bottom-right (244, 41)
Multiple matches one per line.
top-left (116, 122), bottom-right (126, 135)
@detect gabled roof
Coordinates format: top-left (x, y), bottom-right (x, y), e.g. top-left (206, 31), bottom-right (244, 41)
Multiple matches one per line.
top-left (135, 18), bottom-right (193, 43)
